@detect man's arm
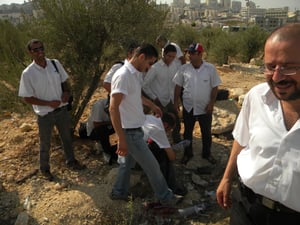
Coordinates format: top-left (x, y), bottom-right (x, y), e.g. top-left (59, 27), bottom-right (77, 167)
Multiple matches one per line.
top-left (61, 81), bottom-right (71, 103)
top-left (24, 96), bottom-right (61, 109)
top-left (142, 95), bottom-right (162, 117)
top-left (93, 121), bottom-right (112, 127)
top-left (103, 82), bottom-right (111, 93)
top-left (173, 84), bottom-right (182, 112)
top-left (205, 86), bottom-right (218, 113)
top-left (216, 140), bottom-right (244, 209)
top-left (109, 93), bottom-right (127, 156)
top-left (164, 147), bottom-right (176, 161)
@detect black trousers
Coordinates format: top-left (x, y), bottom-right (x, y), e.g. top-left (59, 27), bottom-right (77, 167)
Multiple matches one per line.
top-left (89, 125), bottom-right (117, 160)
top-left (147, 141), bottom-right (176, 191)
top-left (182, 107), bottom-right (212, 158)
top-left (231, 185), bottom-right (300, 225)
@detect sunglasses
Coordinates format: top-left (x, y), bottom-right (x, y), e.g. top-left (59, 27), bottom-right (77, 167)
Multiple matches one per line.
top-left (31, 46), bottom-right (44, 53)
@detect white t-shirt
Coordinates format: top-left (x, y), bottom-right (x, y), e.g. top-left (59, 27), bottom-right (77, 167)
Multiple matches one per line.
top-left (234, 82), bottom-right (300, 212)
top-left (18, 58), bottom-right (68, 116)
top-left (86, 99), bottom-right (111, 136)
top-left (111, 61), bottom-right (145, 128)
top-left (103, 60), bottom-right (127, 84)
top-left (143, 59), bottom-right (179, 106)
top-left (173, 61), bottom-right (221, 115)
top-left (142, 115), bottom-right (171, 149)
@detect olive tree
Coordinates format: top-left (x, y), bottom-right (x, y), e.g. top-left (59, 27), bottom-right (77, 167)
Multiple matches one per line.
top-left (29, 0), bottom-right (166, 131)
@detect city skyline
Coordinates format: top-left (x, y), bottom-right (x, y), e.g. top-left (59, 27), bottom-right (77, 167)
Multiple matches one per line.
top-left (0, 0), bottom-right (299, 10)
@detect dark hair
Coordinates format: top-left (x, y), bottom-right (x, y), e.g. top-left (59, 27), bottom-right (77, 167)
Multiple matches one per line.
top-left (135, 44), bottom-right (158, 59)
top-left (161, 112), bottom-right (176, 128)
top-left (126, 41), bottom-right (139, 55)
top-left (27, 39), bottom-right (43, 51)
top-left (163, 44), bottom-right (177, 55)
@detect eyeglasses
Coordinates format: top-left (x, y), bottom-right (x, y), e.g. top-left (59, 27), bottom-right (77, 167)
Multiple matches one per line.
top-left (31, 46), bottom-right (44, 53)
top-left (264, 64), bottom-right (300, 76)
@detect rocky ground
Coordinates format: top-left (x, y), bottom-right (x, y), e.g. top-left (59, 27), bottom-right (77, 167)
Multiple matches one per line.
top-left (0, 64), bottom-right (265, 225)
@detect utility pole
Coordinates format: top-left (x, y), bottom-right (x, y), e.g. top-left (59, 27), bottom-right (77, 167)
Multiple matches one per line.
top-left (245, 0), bottom-right (250, 27)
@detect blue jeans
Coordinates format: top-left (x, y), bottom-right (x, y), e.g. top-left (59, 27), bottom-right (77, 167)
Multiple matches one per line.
top-left (183, 107), bottom-right (212, 158)
top-left (37, 106), bottom-right (75, 171)
top-left (112, 128), bottom-right (174, 201)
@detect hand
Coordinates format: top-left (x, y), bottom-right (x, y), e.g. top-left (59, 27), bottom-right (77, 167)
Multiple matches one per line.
top-left (116, 140), bottom-right (128, 156)
top-left (61, 92), bottom-right (70, 103)
top-left (216, 178), bottom-right (232, 209)
top-left (173, 102), bottom-right (180, 113)
top-left (48, 100), bottom-right (61, 109)
top-left (152, 104), bottom-right (163, 118)
top-left (205, 102), bottom-right (214, 114)
top-left (153, 98), bottom-right (163, 109)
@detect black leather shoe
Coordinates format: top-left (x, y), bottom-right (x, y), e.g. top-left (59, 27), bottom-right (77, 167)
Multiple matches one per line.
top-left (203, 155), bottom-right (217, 164)
top-left (66, 160), bottom-right (86, 170)
top-left (181, 155), bottom-right (193, 165)
top-left (40, 170), bottom-right (54, 181)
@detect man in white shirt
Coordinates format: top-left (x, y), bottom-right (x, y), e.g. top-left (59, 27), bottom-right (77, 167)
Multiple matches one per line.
top-left (143, 113), bottom-right (187, 196)
top-left (156, 35), bottom-right (186, 66)
top-left (216, 23), bottom-right (300, 225)
top-left (18, 39), bottom-right (85, 181)
top-left (173, 43), bottom-right (221, 165)
top-left (109, 44), bottom-right (178, 205)
top-left (85, 98), bottom-right (117, 164)
top-left (143, 44), bottom-right (181, 143)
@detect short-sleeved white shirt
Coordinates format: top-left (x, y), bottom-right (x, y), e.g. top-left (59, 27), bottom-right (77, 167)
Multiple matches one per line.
top-left (18, 58), bottom-right (68, 116)
top-left (142, 115), bottom-right (171, 149)
top-left (234, 82), bottom-right (300, 212)
top-left (86, 99), bottom-right (111, 136)
top-left (173, 61), bottom-right (221, 115)
top-left (143, 59), bottom-right (179, 106)
top-left (103, 59), bottom-right (127, 84)
top-left (111, 61), bottom-right (145, 128)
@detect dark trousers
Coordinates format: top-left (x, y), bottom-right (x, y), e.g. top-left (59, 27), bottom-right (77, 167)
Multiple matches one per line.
top-left (161, 101), bottom-right (181, 143)
top-left (148, 141), bottom-right (177, 191)
top-left (231, 184), bottom-right (300, 225)
top-left (182, 107), bottom-right (212, 158)
top-left (38, 106), bottom-right (75, 171)
top-left (89, 125), bottom-right (117, 159)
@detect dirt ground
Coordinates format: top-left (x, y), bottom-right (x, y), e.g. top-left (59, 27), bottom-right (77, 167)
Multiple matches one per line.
top-left (0, 64), bottom-right (265, 225)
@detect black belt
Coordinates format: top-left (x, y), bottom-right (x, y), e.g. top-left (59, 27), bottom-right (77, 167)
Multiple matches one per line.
top-left (52, 105), bottom-right (67, 113)
top-left (239, 181), bottom-right (299, 214)
top-left (124, 127), bottom-right (141, 131)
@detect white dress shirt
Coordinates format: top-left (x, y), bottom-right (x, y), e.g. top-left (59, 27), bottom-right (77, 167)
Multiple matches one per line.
top-left (103, 59), bottom-right (127, 84)
top-left (143, 59), bottom-right (179, 106)
top-left (142, 115), bottom-right (171, 149)
top-left (18, 58), bottom-right (68, 116)
top-left (173, 61), bottom-right (221, 115)
top-left (111, 61), bottom-right (145, 128)
top-left (86, 99), bottom-right (111, 136)
top-left (234, 82), bottom-right (300, 212)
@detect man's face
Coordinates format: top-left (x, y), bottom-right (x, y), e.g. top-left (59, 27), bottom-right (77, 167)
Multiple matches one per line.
top-left (29, 42), bottom-right (45, 61)
top-left (137, 55), bottom-right (157, 73)
top-left (163, 51), bottom-right (176, 66)
top-left (264, 37), bottom-right (300, 101)
top-left (188, 51), bottom-right (202, 65)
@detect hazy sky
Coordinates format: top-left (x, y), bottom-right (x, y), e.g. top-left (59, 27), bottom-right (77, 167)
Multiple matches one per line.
top-left (1, 0), bottom-right (299, 10)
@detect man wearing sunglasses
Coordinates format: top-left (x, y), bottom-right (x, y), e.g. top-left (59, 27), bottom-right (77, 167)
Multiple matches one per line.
top-left (216, 23), bottom-right (300, 225)
top-left (18, 39), bottom-right (85, 181)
